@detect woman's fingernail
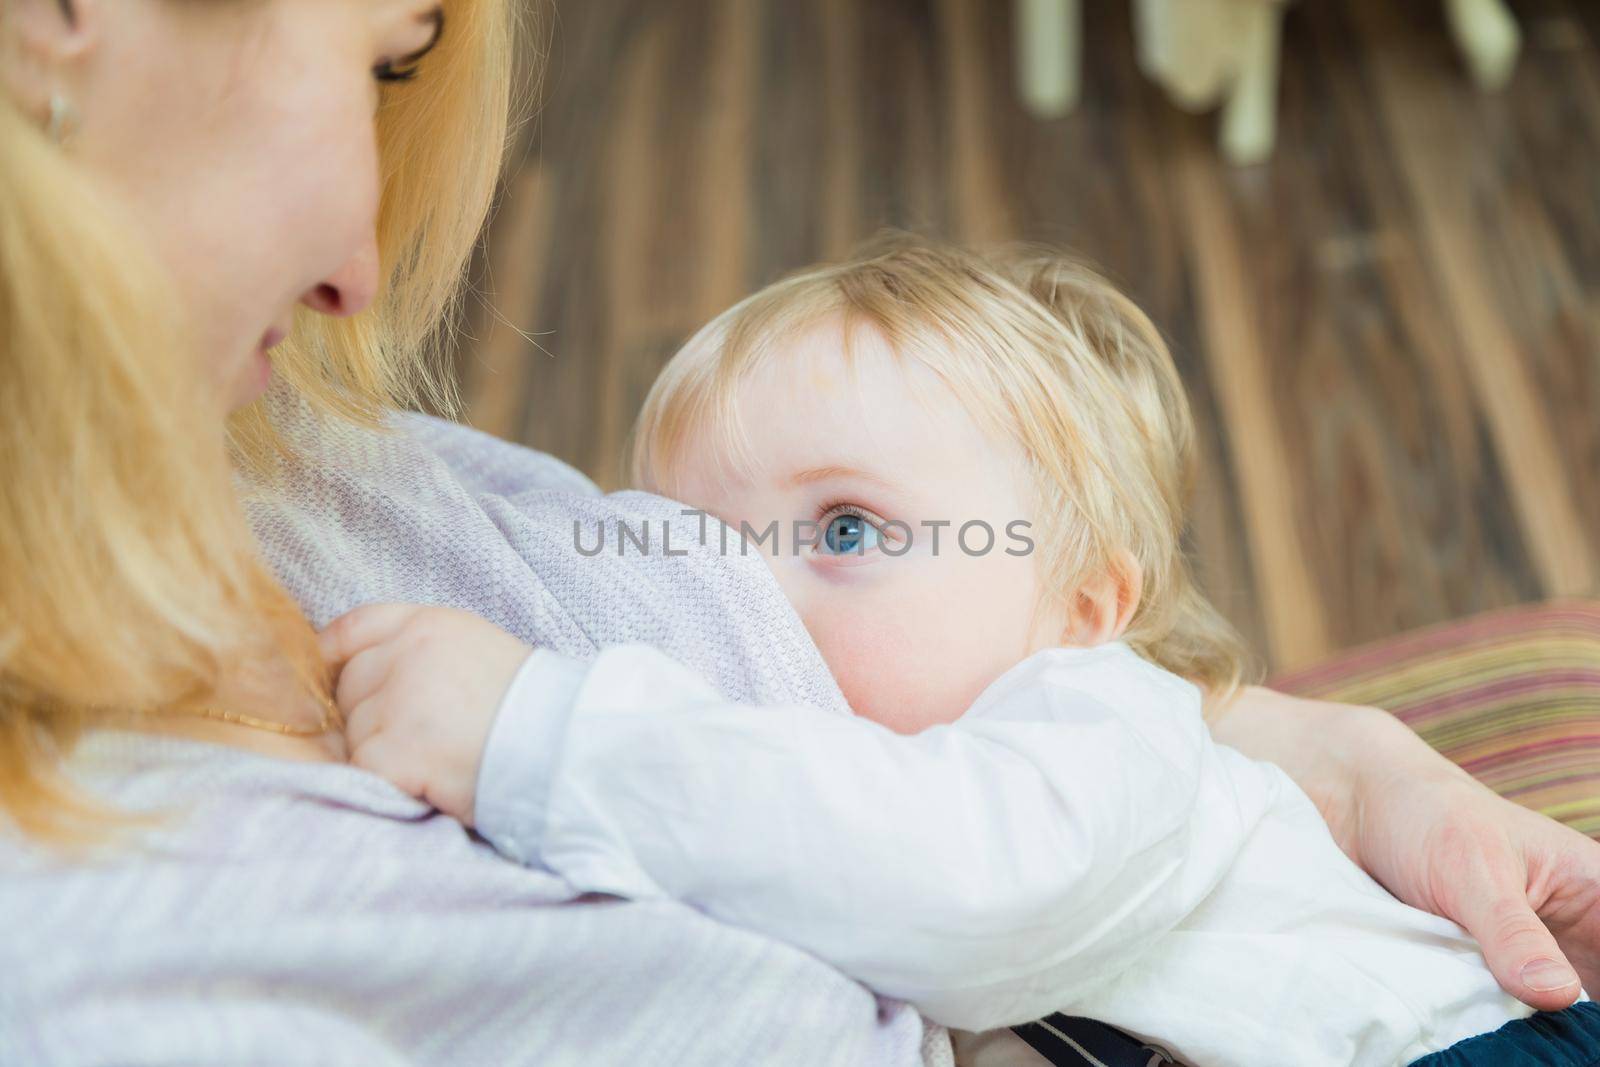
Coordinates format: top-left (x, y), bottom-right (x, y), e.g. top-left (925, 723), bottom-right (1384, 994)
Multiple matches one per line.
top-left (1521, 957), bottom-right (1579, 992)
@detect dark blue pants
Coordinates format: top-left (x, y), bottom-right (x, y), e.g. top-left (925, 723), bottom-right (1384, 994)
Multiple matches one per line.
top-left (1011, 1002), bottom-right (1600, 1067)
top-left (1409, 1001), bottom-right (1600, 1067)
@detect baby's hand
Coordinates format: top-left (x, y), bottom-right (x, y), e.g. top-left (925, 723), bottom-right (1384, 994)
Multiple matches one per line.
top-left (319, 603), bottom-right (532, 824)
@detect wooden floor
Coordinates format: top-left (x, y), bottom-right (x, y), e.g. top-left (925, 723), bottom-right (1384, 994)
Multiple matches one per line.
top-left (454, 0), bottom-right (1600, 673)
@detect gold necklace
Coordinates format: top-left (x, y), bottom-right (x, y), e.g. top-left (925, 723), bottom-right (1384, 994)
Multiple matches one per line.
top-left (162, 696), bottom-right (340, 737)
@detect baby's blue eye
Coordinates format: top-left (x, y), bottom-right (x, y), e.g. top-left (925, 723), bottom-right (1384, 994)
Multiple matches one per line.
top-left (820, 512), bottom-right (882, 555)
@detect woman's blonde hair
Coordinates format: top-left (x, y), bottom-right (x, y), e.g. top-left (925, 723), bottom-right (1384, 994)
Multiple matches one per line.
top-left (0, 0), bottom-right (526, 842)
top-left (632, 234), bottom-right (1258, 705)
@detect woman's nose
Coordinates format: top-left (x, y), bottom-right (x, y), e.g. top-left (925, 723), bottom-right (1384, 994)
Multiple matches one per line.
top-left (300, 239), bottom-right (380, 318)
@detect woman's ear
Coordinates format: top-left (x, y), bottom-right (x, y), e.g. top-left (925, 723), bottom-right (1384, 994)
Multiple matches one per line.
top-left (1061, 549), bottom-right (1144, 647)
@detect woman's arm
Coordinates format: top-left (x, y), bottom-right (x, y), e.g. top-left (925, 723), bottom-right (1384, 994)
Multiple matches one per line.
top-left (1212, 685), bottom-right (1600, 1011)
top-left (1206, 685), bottom-right (1381, 851)
top-left (323, 605), bottom-right (1258, 1031)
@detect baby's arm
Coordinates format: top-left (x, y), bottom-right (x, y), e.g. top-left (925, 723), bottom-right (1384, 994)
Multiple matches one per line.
top-left (325, 605), bottom-right (1261, 1031)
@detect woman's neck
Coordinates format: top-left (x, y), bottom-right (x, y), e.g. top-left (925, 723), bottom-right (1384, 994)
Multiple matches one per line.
top-left (131, 654), bottom-right (349, 764)
top-left (136, 714), bottom-right (348, 764)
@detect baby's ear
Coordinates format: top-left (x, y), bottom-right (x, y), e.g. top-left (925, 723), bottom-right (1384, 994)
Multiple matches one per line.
top-left (1061, 550), bottom-right (1143, 647)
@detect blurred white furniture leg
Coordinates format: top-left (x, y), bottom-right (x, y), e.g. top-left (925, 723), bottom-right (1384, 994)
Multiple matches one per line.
top-left (1014, 0), bottom-right (1514, 167)
top-left (1219, 0), bottom-right (1285, 165)
top-left (1444, 0), bottom-right (1522, 90)
top-left (1135, 0), bottom-right (1288, 165)
top-left (1015, 0), bottom-right (1081, 117)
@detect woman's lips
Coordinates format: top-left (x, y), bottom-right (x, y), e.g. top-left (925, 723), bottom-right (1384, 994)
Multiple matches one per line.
top-left (243, 327), bottom-right (286, 400)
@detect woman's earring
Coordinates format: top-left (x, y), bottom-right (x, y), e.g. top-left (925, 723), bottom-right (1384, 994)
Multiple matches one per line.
top-left (47, 90), bottom-right (79, 146)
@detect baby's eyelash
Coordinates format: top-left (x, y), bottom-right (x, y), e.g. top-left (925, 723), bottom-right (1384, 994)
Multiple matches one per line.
top-left (817, 500), bottom-right (867, 522)
top-left (816, 501), bottom-right (894, 534)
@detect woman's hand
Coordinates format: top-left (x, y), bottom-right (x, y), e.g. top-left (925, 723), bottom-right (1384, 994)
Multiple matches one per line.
top-left (319, 603), bottom-right (533, 823)
top-left (1214, 685), bottom-right (1599, 1012)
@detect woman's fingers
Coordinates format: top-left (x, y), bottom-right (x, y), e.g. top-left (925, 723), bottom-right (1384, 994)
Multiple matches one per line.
top-left (1513, 816), bottom-right (1600, 1000)
top-left (1446, 833), bottom-right (1582, 1010)
top-left (318, 603), bottom-right (422, 674)
top-left (1474, 901), bottom-right (1581, 1010)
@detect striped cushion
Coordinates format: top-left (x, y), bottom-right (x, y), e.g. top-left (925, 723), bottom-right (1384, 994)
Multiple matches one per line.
top-left (1269, 601), bottom-right (1600, 838)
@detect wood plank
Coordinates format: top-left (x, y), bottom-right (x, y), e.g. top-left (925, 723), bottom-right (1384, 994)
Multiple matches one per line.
top-left (818, 0), bottom-right (864, 259)
top-left (1169, 120), bottom-right (1333, 669)
top-left (1353, 0), bottom-right (1598, 598)
top-left (693, 0), bottom-right (758, 320)
top-left (1205, 0), bottom-right (1544, 650)
top-left (939, 0), bottom-right (1014, 245)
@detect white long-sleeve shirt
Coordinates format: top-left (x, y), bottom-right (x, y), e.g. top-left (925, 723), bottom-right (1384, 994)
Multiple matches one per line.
top-left (4, 401), bottom-right (949, 1067)
top-left (475, 640), bottom-right (1535, 1065)
top-left (0, 395), bottom-right (1527, 1066)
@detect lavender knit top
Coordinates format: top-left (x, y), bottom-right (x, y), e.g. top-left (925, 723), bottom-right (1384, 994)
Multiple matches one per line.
top-left (0, 393), bottom-right (946, 1066)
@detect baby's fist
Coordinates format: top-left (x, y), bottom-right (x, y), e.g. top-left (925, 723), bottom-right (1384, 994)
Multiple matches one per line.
top-left (320, 603), bottom-right (532, 824)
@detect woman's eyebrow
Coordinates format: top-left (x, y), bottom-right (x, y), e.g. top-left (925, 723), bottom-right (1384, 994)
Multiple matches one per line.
top-left (403, 5), bottom-right (446, 62)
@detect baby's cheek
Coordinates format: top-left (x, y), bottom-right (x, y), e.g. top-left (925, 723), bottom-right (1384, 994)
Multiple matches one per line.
top-left (788, 543), bottom-right (1045, 733)
top-left (805, 600), bottom-right (1001, 735)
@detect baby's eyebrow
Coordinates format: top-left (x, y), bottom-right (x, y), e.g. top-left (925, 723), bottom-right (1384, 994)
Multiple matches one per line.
top-left (786, 465), bottom-right (901, 493)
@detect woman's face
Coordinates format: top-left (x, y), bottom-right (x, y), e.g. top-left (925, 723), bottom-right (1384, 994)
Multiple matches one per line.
top-left (14, 0), bottom-right (444, 410)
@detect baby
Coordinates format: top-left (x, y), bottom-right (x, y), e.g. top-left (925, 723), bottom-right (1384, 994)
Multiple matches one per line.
top-left (324, 238), bottom-right (1592, 1065)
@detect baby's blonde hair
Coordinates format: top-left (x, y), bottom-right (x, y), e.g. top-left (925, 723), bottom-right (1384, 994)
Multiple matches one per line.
top-left (632, 234), bottom-right (1257, 703)
top-left (0, 0), bottom-right (527, 842)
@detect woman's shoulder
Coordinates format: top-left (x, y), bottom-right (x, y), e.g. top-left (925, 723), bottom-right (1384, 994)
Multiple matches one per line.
top-left (248, 402), bottom-right (849, 715)
top-left (0, 729), bottom-right (573, 911)
top-left (254, 389), bottom-right (598, 501)
top-left (394, 412), bottom-right (600, 499)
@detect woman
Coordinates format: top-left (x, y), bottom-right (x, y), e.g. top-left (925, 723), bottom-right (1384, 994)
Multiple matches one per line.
top-left (2, 1), bottom-right (1597, 1063)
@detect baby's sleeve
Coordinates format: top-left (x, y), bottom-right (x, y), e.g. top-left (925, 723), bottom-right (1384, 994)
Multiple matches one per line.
top-left (475, 642), bottom-right (1265, 1031)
